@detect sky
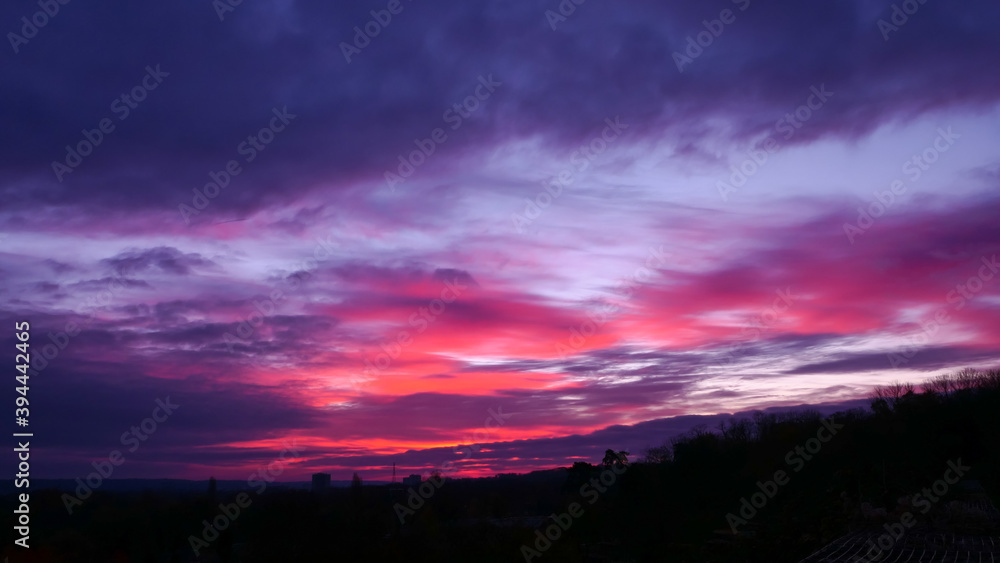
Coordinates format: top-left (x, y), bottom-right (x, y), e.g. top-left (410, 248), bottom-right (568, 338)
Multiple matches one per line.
top-left (2, 0), bottom-right (999, 482)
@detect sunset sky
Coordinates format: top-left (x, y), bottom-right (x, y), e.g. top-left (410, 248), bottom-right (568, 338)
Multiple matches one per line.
top-left (3, 0), bottom-right (1000, 482)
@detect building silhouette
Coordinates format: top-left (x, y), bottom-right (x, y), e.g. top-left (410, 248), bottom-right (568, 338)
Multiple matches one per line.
top-left (311, 472), bottom-right (331, 492)
top-left (402, 474), bottom-right (421, 488)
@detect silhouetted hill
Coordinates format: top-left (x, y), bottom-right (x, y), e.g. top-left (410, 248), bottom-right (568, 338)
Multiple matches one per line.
top-left (4, 367), bottom-right (998, 562)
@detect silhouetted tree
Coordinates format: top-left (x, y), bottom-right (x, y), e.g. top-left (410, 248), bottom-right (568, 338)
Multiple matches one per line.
top-left (602, 449), bottom-right (618, 467)
top-left (602, 449), bottom-right (629, 468)
top-left (719, 417), bottom-right (754, 443)
top-left (615, 450), bottom-right (629, 468)
top-left (983, 368), bottom-right (1000, 389)
top-left (924, 373), bottom-right (954, 396)
top-left (871, 380), bottom-right (914, 411)
top-left (643, 443), bottom-right (672, 463)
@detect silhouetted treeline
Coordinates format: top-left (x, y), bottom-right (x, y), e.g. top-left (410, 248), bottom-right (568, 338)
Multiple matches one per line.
top-left (4, 367), bottom-right (998, 562)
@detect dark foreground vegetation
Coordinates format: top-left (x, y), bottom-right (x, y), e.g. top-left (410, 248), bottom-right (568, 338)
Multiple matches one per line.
top-left (4, 367), bottom-right (1000, 562)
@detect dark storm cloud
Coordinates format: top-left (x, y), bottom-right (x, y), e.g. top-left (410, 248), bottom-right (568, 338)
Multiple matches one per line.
top-left (786, 346), bottom-right (1000, 375)
top-left (100, 246), bottom-right (216, 275)
top-left (2, 0), bottom-right (1000, 225)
